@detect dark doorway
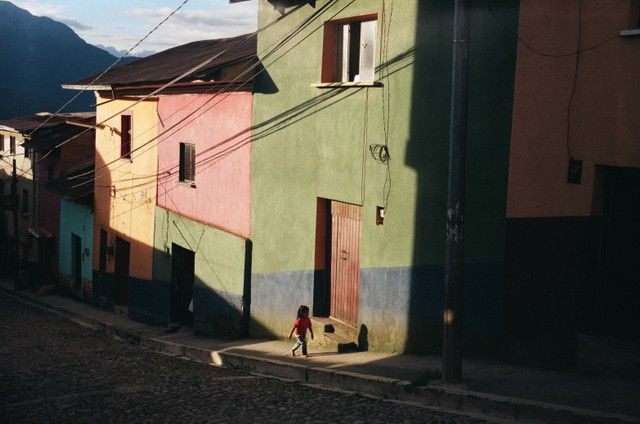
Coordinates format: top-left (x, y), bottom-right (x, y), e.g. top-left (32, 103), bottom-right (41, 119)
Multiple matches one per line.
top-left (171, 243), bottom-right (194, 325)
top-left (595, 166), bottom-right (640, 341)
top-left (313, 198), bottom-right (331, 317)
top-left (71, 233), bottom-right (81, 292)
top-left (99, 229), bottom-right (108, 297)
top-left (114, 236), bottom-right (130, 305)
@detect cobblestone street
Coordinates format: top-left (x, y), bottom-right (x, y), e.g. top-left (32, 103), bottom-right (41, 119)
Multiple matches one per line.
top-left (0, 292), bottom-right (485, 423)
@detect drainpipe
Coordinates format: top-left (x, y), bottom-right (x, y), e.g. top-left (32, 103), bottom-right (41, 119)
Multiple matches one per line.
top-left (443, 0), bottom-right (470, 384)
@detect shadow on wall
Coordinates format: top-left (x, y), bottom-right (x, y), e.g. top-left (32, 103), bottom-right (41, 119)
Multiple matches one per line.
top-left (405, 0), bottom-right (518, 356)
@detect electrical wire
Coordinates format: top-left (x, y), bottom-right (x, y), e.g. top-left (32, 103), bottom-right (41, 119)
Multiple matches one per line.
top-left (27, 0), bottom-right (193, 137)
top-left (488, 0), bottom-right (618, 58)
top-left (26, 0), bottom-right (323, 189)
top-left (68, 0), bottom-right (348, 192)
top-left (566, 0), bottom-right (583, 160)
top-left (377, 0), bottom-right (393, 213)
top-left (24, 0), bottom-right (355, 216)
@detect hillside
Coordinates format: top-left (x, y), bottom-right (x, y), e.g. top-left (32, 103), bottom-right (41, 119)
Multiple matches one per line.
top-left (0, 1), bottom-right (137, 119)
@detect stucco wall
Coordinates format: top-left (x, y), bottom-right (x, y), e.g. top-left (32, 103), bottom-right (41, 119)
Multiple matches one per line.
top-left (58, 199), bottom-right (93, 283)
top-left (508, 0), bottom-right (640, 218)
top-left (92, 96), bottom-right (158, 281)
top-left (156, 92), bottom-right (252, 238)
top-left (152, 207), bottom-right (248, 336)
top-left (250, 0), bottom-right (518, 354)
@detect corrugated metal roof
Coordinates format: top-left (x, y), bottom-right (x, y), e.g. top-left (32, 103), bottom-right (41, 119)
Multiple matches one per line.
top-left (0, 113), bottom-right (96, 151)
top-left (0, 113), bottom-right (94, 133)
top-left (21, 124), bottom-right (92, 151)
top-left (44, 157), bottom-right (94, 202)
top-left (68, 33), bottom-right (257, 88)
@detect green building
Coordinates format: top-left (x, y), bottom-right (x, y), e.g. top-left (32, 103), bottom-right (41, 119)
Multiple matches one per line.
top-left (250, 0), bottom-right (518, 355)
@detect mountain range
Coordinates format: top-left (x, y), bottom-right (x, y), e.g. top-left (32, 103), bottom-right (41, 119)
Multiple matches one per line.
top-left (0, 1), bottom-right (139, 120)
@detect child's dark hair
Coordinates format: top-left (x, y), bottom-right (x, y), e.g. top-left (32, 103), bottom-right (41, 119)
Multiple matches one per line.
top-left (297, 305), bottom-right (309, 318)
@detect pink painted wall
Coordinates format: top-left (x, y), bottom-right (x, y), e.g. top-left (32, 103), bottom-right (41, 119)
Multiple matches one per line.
top-left (156, 92), bottom-right (252, 238)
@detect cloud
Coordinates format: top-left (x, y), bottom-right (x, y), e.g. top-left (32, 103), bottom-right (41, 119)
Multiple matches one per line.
top-left (116, 3), bottom-right (257, 51)
top-left (11, 0), bottom-right (259, 56)
top-left (12, 1), bottom-right (93, 31)
top-left (56, 17), bottom-right (92, 31)
top-left (125, 3), bottom-right (258, 44)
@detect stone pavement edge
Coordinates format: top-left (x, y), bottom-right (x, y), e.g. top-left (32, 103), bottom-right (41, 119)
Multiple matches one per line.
top-left (0, 278), bottom-right (638, 424)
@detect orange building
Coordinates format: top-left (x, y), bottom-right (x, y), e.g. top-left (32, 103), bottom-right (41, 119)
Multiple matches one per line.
top-left (505, 0), bottom-right (640, 367)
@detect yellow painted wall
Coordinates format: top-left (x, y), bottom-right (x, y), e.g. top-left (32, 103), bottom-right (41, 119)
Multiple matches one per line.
top-left (92, 95), bottom-right (158, 280)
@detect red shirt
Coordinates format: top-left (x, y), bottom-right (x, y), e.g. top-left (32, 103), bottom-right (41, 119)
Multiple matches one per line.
top-left (292, 317), bottom-right (312, 337)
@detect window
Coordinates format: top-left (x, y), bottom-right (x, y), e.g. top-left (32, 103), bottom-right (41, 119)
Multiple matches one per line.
top-left (24, 147), bottom-right (31, 161)
top-left (10, 136), bottom-right (16, 155)
top-left (0, 134), bottom-right (4, 152)
top-left (321, 15), bottom-right (377, 84)
top-left (120, 114), bottom-right (132, 159)
top-left (22, 189), bottom-right (28, 215)
top-left (179, 143), bottom-right (196, 183)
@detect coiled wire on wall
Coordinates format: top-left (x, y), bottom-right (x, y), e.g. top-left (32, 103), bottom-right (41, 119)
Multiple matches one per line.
top-left (369, 144), bottom-right (390, 165)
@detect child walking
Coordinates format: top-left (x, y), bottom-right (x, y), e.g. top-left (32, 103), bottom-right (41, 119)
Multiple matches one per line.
top-left (288, 305), bottom-right (314, 357)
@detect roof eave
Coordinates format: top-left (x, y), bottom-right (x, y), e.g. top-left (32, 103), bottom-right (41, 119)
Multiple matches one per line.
top-left (62, 84), bottom-right (113, 91)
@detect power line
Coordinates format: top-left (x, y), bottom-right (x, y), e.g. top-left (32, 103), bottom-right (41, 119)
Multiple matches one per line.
top-left (27, 0), bottom-right (194, 137)
top-left (68, 1), bottom-right (346, 191)
top-left (487, 1), bottom-right (618, 58)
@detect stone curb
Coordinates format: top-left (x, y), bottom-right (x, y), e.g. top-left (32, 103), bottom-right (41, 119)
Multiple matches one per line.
top-left (3, 287), bottom-right (639, 424)
top-left (141, 337), bottom-right (639, 424)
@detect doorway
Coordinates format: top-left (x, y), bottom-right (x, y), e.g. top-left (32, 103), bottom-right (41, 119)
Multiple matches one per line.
top-left (595, 166), bottom-right (640, 341)
top-left (71, 233), bottom-right (81, 292)
top-left (114, 236), bottom-right (130, 305)
top-left (171, 243), bottom-right (195, 325)
top-left (99, 229), bottom-right (108, 297)
top-left (328, 200), bottom-right (362, 327)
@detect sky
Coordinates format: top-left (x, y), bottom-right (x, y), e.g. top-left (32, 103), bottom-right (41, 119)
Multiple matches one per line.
top-left (10, 0), bottom-right (259, 55)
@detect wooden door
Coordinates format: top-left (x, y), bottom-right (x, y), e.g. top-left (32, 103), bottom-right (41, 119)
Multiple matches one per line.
top-left (330, 201), bottom-right (362, 327)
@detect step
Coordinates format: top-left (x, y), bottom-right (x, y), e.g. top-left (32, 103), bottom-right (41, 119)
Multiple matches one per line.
top-left (311, 317), bottom-right (360, 352)
top-left (577, 333), bottom-right (640, 379)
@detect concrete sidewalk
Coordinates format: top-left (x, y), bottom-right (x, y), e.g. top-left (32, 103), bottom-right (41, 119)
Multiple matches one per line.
top-left (1, 279), bottom-right (638, 424)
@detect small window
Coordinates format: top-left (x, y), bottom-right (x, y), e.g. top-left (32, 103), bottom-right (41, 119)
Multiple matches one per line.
top-left (0, 134), bottom-right (4, 152)
top-left (322, 15), bottom-right (377, 83)
top-left (24, 147), bottom-right (31, 160)
top-left (10, 136), bottom-right (16, 155)
top-left (120, 114), bottom-right (132, 160)
top-left (376, 206), bottom-right (385, 226)
top-left (22, 188), bottom-right (28, 215)
top-left (179, 143), bottom-right (196, 183)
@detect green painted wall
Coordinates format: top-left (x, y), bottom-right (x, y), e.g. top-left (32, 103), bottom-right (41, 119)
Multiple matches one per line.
top-left (253, 0), bottom-right (424, 273)
top-left (251, 0), bottom-right (519, 353)
top-left (153, 207), bottom-right (247, 297)
top-left (253, 0), bottom-right (517, 272)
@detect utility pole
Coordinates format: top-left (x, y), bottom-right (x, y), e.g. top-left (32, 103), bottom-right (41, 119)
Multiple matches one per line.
top-left (443, 0), bottom-right (470, 384)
